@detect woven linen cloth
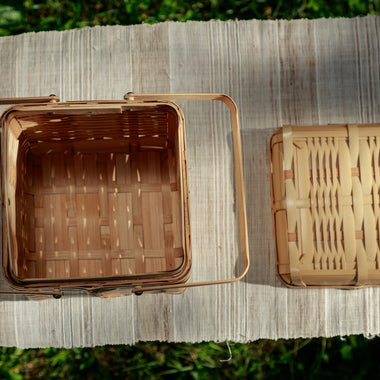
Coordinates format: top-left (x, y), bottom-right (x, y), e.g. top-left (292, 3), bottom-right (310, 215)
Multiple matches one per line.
top-left (0, 16), bottom-right (379, 347)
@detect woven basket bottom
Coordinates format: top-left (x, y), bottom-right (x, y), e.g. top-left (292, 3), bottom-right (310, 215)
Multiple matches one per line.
top-left (17, 147), bottom-right (184, 281)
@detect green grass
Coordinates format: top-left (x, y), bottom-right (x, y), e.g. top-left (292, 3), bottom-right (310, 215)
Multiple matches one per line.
top-left (1, 336), bottom-right (380, 379)
top-left (0, 0), bottom-right (378, 36)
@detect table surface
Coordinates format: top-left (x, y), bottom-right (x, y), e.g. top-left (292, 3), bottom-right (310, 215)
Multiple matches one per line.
top-left (0, 16), bottom-right (379, 348)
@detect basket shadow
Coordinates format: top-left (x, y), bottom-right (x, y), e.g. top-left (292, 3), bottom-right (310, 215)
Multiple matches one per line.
top-left (232, 128), bottom-right (283, 288)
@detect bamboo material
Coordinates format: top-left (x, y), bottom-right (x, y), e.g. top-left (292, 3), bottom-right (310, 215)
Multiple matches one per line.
top-left (2, 100), bottom-right (191, 294)
top-left (270, 124), bottom-right (380, 288)
top-left (1, 94), bottom-right (249, 296)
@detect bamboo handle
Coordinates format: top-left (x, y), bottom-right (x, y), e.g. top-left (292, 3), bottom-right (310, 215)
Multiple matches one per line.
top-left (0, 95), bottom-right (59, 105)
top-left (124, 93), bottom-right (250, 294)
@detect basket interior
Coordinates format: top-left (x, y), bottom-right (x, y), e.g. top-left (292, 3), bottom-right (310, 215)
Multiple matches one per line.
top-left (4, 104), bottom-right (187, 282)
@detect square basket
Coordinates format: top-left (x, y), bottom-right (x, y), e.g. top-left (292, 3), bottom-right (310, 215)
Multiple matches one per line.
top-left (1, 98), bottom-right (191, 294)
top-left (0, 94), bottom-right (249, 297)
top-left (270, 123), bottom-right (380, 288)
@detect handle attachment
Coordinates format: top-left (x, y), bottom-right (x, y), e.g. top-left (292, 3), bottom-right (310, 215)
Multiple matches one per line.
top-left (124, 93), bottom-right (249, 294)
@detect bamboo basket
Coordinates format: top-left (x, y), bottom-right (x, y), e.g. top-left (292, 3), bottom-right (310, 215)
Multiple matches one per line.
top-left (270, 124), bottom-right (380, 288)
top-left (1, 94), bottom-right (249, 297)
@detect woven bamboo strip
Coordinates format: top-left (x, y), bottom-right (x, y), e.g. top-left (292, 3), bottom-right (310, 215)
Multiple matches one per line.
top-left (361, 137), bottom-right (377, 262)
top-left (373, 136), bottom-right (380, 270)
top-left (283, 126), bottom-right (302, 285)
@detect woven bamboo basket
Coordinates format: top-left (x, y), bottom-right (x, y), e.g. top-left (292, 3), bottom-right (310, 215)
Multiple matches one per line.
top-left (1, 94), bottom-right (249, 297)
top-left (270, 124), bottom-right (380, 288)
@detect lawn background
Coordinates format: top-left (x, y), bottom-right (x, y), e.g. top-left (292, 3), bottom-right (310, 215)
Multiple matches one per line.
top-left (0, 1), bottom-right (379, 379)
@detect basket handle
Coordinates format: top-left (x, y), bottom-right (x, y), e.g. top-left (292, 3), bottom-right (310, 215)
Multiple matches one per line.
top-left (123, 93), bottom-right (250, 294)
top-left (0, 95), bottom-right (59, 105)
